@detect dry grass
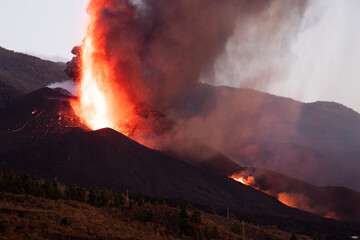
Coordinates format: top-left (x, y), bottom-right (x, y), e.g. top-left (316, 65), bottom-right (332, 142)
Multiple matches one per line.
top-left (0, 193), bottom-right (310, 240)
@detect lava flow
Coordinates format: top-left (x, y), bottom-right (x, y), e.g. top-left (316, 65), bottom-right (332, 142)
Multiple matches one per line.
top-left (230, 174), bottom-right (256, 186)
top-left (71, 0), bottom-right (136, 134)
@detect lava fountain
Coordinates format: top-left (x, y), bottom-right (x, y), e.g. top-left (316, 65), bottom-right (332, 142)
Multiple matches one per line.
top-left (71, 0), bottom-right (136, 133)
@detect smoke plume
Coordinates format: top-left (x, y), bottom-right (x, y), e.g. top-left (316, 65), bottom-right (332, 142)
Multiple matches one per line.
top-left (73, 0), bottom-right (360, 190)
top-left (81, 0), bottom-right (308, 112)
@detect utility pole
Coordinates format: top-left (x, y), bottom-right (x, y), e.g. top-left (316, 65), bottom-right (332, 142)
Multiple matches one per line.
top-left (126, 190), bottom-right (129, 203)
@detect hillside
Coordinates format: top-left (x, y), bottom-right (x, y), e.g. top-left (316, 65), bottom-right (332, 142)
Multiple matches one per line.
top-left (166, 140), bottom-right (360, 223)
top-left (0, 46), bottom-right (69, 106)
top-left (0, 88), bottom-right (359, 239)
top-left (0, 172), bottom-right (315, 240)
top-left (0, 89), bottom-right (311, 219)
top-left (0, 192), bottom-right (310, 240)
top-left (168, 84), bottom-right (360, 191)
top-left (230, 168), bottom-right (360, 223)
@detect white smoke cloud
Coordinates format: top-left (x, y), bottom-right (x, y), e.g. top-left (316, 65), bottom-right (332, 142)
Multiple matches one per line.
top-left (48, 80), bottom-right (77, 96)
top-left (208, 0), bottom-right (360, 113)
top-left (269, 0), bottom-right (360, 112)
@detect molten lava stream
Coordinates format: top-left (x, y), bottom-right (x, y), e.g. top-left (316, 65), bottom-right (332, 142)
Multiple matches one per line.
top-left (230, 174), bottom-right (256, 187)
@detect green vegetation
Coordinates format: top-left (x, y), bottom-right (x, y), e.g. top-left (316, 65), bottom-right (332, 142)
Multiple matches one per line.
top-left (0, 171), bottom-right (311, 240)
top-left (231, 223), bottom-right (243, 235)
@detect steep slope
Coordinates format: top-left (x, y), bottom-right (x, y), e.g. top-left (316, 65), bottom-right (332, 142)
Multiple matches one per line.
top-left (169, 84), bottom-right (360, 191)
top-left (0, 89), bottom-right (304, 218)
top-left (230, 168), bottom-right (360, 223)
top-left (166, 140), bottom-right (360, 223)
top-left (0, 88), bottom-right (359, 239)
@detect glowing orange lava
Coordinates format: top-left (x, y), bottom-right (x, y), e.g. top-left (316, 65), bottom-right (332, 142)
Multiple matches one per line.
top-left (75, 37), bottom-right (113, 130)
top-left (71, 0), bottom-right (136, 133)
top-left (230, 174), bottom-right (256, 186)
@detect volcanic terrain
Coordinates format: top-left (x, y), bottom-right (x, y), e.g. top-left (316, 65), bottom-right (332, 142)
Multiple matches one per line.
top-left (0, 87), bottom-right (359, 239)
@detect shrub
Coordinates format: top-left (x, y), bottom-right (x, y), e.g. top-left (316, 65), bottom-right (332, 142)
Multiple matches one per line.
top-left (88, 185), bottom-right (100, 205)
top-left (231, 223), bottom-right (242, 235)
top-left (178, 207), bottom-right (196, 237)
top-left (136, 193), bottom-right (144, 206)
top-left (211, 225), bottom-right (219, 238)
top-left (137, 209), bottom-right (155, 222)
top-left (99, 189), bottom-right (113, 206)
top-left (113, 192), bottom-right (126, 207)
top-left (64, 184), bottom-right (86, 202)
top-left (312, 233), bottom-right (326, 240)
top-left (290, 232), bottom-right (299, 240)
top-left (60, 217), bottom-right (70, 226)
top-left (191, 208), bottom-right (202, 224)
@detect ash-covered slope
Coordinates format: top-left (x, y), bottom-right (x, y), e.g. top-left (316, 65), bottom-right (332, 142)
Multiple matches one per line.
top-left (230, 167), bottom-right (360, 223)
top-left (0, 88), bottom-right (359, 239)
top-left (0, 88), bottom-right (298, 217)
top-left (167, 140), bottom-right (360, 223)
top-left (171, 84), bottom-right (360, 191)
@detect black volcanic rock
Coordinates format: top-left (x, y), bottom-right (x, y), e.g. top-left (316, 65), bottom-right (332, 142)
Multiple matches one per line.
top-left (0, 88), bottom-right (359, 239)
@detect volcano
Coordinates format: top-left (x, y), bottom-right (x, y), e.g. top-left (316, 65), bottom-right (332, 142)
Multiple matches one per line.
top-left (0, 87), bottom-right (359, 239)
top-left (168, 84), bottom-right (360, 192)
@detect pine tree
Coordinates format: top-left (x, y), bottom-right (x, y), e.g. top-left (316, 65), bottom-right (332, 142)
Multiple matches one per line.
top-left (290, 232), bottom-right (299, 240)
top-left (88, 185), bottom-right (100, 205)
top-left (191, 208), bottom-right (202, 225)
top-left (99, 189), bottom-right (113, 206)
top-left (113, 192), bottom-right (126, 207)
top-left (43, 180), bottom-right (54, 198)
top-left (52, 178), bottom-right (62, 199)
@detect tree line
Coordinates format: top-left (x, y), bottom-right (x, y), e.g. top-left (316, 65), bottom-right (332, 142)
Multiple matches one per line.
top-left (0, 171), bottom-right (126, 207)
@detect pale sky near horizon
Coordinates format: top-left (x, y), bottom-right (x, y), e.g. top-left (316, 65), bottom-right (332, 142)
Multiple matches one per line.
top-left (0, 0), bottom-right (89, 62)
top-left (0, 0), bottom-right (359, 113)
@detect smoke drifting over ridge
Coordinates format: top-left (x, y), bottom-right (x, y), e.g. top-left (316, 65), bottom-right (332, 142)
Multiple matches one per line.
top-left (83, 0), bottom-right (308, 112)
top-left (211, 0), bottom-right (360, 113)
top-left (71, 0), bottom-right (360, 191)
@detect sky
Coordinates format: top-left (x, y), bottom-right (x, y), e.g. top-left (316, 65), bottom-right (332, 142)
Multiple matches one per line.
top-left (0, 0), bottom-right (359, 113)
top-left (0, 0), bottom-right (89, 62)
top-left (267, 0), bottom-right (360, 113)
top-left (209, 0), bottom-right (360, 113)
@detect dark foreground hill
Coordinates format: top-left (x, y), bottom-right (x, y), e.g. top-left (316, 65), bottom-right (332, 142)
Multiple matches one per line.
top-left (0, 46), bottom-right (69, 107)
top-left (0, 191), bottom-right (310, 240)
top-left (0, 88), bottom-right (359, 239)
